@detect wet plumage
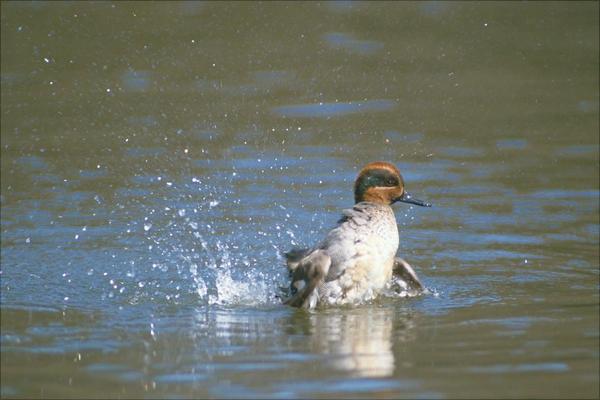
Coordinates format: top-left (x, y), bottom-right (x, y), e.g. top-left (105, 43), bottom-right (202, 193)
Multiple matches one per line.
top-left (283, 161), bottom-right (430, 309)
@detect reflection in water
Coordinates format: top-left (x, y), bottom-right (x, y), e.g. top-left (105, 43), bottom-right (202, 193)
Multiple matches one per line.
top-left (307, 307), bottom-right (414, 378)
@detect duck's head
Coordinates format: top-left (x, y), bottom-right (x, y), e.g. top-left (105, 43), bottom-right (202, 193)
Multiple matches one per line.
top-left (353, 161), bottom-right (431, 207)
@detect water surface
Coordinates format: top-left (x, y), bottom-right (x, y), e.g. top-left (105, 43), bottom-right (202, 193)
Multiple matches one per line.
top-left (1, 2), bottom-right (599, 398)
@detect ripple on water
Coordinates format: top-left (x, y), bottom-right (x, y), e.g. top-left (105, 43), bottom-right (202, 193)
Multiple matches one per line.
top-left (121, 70), bottom-right (152, 92)
top-left (435, 146), bottom-right (486, 158)
top-left (529, 189), bottom-right (600, 199)
top-left (15, 155), bottom-right (48, 170)
top-left (273, 377), bottom-right (414, 397)
top-left (495, 139), bottom-right (528, 150)
top-left (126, 115), bottom-right (159, 127)
top-left (467, 362), bottom-right (570, 374)
top-left (272, 99), bottom-right (396, 118)
top-left (555, 144), bottom-right (598, 156)
top-left (125, 147), bottom-right (167, 158)
top-left (384, 131), bottom-right (425, 144)
top-left (323, 32), bottom-right (384, 55)
top-left (253, 70), bottom-right (296, 87)
top-left (154, 373), bottom-right (209, 383)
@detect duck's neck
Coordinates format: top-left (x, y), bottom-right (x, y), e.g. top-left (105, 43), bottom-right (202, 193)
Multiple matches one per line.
top-left (355, 189), bottom-right (392, 205)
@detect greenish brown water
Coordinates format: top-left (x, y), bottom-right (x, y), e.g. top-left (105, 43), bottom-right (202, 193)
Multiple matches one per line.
top-left (1, 2), bottom-right (598, 398)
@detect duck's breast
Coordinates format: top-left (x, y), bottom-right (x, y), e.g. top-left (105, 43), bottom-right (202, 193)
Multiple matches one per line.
top-left (318, 203), bottom-right (400, 304)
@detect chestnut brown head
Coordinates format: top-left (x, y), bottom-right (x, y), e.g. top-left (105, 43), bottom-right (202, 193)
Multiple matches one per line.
top-left (353, 161), bottom-right (431, 207)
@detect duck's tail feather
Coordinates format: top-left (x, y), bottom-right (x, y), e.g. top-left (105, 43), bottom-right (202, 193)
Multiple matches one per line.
top-left (283, 250), bottom-right (331, 309)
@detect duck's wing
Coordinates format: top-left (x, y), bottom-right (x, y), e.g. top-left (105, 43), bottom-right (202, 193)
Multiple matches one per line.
top-left (284, 247), bottom-right (311, 273)
top-left (283, 250), bottom-right (331, 308)
top-left (393, 257), bottom-right (424, 291)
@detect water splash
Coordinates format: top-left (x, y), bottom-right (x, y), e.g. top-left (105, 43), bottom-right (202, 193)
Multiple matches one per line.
top-left (130, 172), bottom-right (291, 309)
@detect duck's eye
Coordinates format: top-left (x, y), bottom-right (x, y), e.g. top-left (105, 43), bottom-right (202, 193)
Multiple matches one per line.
top-left (386, 178), bottom-right (397, 186)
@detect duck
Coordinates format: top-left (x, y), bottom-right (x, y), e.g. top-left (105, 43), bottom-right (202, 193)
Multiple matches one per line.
top-left (283, 161), bottom-right (431, 309)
